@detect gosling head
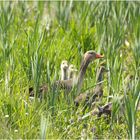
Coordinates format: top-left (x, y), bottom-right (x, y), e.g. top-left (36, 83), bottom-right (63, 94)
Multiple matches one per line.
top-left (99, 66), bottom-right (109, 73)
top-left (60, 60), bottom-right (69, 80)
top-left (96, 66), bottom-right (109, 83)
top-left (84, 50), bottom-right (104, 63)
top-left (61, 60), bottom-right (69, 70)
top-left (68, 64), bottom-right (78, 73)
top-left (68, 64), bottom-right (78, 79)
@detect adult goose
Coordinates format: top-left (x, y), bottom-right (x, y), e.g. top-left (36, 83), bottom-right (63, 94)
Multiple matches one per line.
top-left (53, 51), bottom-right (104, 94)
top-left (30, 51), bottom-right (104, 97)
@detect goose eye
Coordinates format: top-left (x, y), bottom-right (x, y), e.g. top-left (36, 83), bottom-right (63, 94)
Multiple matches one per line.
top-left (88, 51), bottom-right (94, 55)
top-left (89, 52), bottom-right (93, 54)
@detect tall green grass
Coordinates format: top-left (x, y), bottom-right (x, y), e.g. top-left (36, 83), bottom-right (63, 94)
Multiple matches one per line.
top-left (0, 1), bottom-right (139, 139)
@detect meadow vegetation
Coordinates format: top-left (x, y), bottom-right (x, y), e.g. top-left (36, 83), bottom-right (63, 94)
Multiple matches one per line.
top-left (0, 1), bottom-right (140, 139)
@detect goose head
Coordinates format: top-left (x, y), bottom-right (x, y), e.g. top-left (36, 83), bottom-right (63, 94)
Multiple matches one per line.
top-left (61, 60), bottom-right (68, 70)
top-left (83, 50), bottom-right (104, 63)
top-left (68, 64), bottom-right (78, 79)
top-left (99, 66), bottom-right (109, 73)
top-left (96, 66), bottom-right (109, 83)
top-left (60, 60), bottom-right (69, 80)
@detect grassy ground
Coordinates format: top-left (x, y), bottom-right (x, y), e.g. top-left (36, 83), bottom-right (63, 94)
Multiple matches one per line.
top-left (0, 1), bottom-right (140, 139)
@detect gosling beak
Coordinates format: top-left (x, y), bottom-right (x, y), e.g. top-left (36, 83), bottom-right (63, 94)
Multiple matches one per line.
top-left (95, 53), bottom-right (104, 59)
top-left (64, 65), bottom-right (68, 69)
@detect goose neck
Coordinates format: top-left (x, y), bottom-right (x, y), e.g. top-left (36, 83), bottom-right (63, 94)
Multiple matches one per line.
top-left (61, 68), bottom-right (67, 80)
top-left (77, 60), bottom-right (90, 94)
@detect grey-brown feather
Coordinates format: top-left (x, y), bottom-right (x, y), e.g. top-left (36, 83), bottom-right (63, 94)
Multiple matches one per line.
top-left (74, 66), bottom-right (107, 108)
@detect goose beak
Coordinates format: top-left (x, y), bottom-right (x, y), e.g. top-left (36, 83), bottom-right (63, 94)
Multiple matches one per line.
top-left (95, 53), bottom-right (104, 59)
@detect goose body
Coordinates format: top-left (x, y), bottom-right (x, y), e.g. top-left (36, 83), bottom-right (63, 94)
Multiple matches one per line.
top-left (29, 84), bottom-right (48, 98)
top-left (29, 60), bottom-right (68, 97)
top-left (74, 66), bottom-right (108, 108)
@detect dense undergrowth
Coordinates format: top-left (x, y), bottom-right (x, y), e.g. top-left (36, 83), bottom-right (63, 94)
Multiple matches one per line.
top-left (0, 1), bottom-right (140, 139)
